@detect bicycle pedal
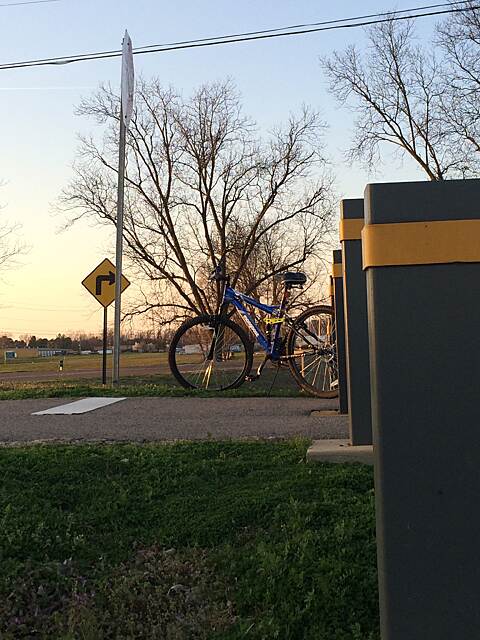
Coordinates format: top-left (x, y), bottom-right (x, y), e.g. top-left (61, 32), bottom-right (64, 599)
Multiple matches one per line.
top-left (245, 375), bottom-right (259, 382)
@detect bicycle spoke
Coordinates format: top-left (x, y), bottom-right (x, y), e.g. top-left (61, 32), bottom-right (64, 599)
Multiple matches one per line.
top-left (312, 357), bottom-right (322, 387)
top-left (322, 358), bottom-right (328, 390)
top-left (295, 352), bottom-right (323, 374)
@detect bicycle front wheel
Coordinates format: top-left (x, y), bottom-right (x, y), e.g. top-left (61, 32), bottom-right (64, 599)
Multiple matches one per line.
top-left (168, 315), bottom-right (253, 391)
top-left (286, 305), bottom-right (338, 398)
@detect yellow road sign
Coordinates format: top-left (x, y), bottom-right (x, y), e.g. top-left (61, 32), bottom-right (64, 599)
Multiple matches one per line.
top-left (82, 258), bottom-right (130, 308)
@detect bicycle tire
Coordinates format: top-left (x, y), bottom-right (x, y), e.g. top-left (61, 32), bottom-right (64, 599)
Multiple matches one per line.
top-left (168, 314), bottom-right (253, 391)
top-left (286, 305), bottom-right (339, 398)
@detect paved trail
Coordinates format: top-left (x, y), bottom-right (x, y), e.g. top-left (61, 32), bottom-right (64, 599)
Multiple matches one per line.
top-left (0, 397), bottom-right (347, 444)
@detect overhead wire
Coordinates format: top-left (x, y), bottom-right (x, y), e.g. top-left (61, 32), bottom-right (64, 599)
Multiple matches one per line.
top-left (0, 2), bottom-right (477, 71)
top-left (132, 1), bottom-right (472, 51)
top-left (2, 1), bottom-right (465, 62)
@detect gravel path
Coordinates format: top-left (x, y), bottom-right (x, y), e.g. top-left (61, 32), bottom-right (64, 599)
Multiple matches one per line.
top-left (0, 397), bottom-right (348, 444)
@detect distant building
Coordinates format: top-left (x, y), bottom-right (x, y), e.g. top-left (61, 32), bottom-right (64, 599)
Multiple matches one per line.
top-left (38, 348), bottom-right (66, 358)
top-left (132, 342), bottom-right (156, 353)
top-left (183, 343), bottom-right (203, 355)
top-left (1, 348), bottom-right (36, 360)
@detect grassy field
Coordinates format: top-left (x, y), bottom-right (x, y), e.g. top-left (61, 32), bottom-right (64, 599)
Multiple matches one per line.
top-left (0, 352), bottom-right (269, 374)
top-left (0, 440), bottom-right (378, 639)
top-left (0, 352), bottom-right (306, 400)
top-left (0, 351), bottom-right (170, 374)
top-left (0, 379), bottom-right (304, 401)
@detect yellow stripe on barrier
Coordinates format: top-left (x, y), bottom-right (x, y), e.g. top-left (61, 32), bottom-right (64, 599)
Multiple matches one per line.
top-left (362, 219), bottom-right (480, 269)
top-left (339, 218), bottom-right (364, 241)
top-left (331, 263), bottom-right (343, 278)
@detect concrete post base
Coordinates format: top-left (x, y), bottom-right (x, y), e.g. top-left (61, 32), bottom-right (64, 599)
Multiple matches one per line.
top-left (307, 439), bottom-right (373, 464)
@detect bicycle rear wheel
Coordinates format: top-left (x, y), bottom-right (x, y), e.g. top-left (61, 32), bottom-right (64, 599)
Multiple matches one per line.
top-left (286, 305), bottom-right (338, 398)
top-left (168, 315), bottom-right (253, 391)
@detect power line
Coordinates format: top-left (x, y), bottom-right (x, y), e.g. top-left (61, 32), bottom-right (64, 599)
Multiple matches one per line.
top-left (0, 2), bottom-right (469, 68)
top-left (6, 1), bottom-right (464, 62)
top-left (0, 2), bottom-right (476, 71)
top-left (0, 0), bottom-right (59, 7)
top-left (133, 1), bottom-right (471, 52)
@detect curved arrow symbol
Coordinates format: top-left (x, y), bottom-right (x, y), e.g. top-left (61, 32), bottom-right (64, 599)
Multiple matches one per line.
top-left (96, 271), bottom-right (115, 295)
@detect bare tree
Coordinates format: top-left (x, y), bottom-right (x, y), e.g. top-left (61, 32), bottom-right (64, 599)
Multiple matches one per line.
top-left (0, 213), bottom-right (26, 272)
top-left (0, 181), bottom-right (28, 273)
top-left (323, 17), bottom-right (469, 180)
top-left (60, 79), bottom-right (335, 324)
top-left (436, 1), bottom-right (480, 172)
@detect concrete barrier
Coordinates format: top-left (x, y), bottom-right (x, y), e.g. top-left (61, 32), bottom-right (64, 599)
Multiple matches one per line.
top-left (364, 178), bottom-right (480, 639)
top-left (340, 199), bottom-right (372, 445)
top-left (332, 249), bottom-right (348, 415)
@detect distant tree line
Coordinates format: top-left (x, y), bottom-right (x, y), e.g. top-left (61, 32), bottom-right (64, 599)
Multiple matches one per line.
top-left (0, 328), bottom-right (176, 352)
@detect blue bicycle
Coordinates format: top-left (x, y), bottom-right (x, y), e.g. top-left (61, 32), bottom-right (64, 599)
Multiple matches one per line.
top-left (168, 267), bottom-right (337, 397)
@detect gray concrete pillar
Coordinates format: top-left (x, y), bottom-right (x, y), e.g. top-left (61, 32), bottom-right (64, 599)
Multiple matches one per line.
top-left (332, 250), bottom-right (348, 414)
top-left (340, 199), bottom-right (372, 445)
top-left (364, 178), bottom-right (480, 639)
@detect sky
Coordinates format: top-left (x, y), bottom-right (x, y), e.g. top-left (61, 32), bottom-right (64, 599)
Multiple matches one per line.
top-left (0, 0), bottom-right (440, 338)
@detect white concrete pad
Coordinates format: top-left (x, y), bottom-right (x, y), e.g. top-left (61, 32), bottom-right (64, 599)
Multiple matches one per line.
top-left (32, 397), bottom-right (126, 415)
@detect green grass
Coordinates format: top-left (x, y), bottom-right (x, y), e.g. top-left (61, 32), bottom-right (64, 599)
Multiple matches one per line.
top-left (0, 440), bottom-right (378, 639)
top-left (0, 367), bottom-right (305, 401)
top-left (0, 352), bottom-right (171, 373)
top-left (0, 350), bottom-right (307, 400)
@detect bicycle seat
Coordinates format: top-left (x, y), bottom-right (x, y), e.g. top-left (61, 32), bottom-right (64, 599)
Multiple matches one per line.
top-left (209, 264), bottom-right (227, 282)
top-left (278, 271), bottom-right (307, 287)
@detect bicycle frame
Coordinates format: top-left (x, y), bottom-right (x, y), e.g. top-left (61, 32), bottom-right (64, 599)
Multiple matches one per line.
top-left (221, 285), bottom-right (288, 358)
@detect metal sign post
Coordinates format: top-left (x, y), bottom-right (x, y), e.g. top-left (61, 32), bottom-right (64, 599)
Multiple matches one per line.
top-left (113, 30), bottom-right (134, 385)
top-left (102, 307), bottom-right (108, 385)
